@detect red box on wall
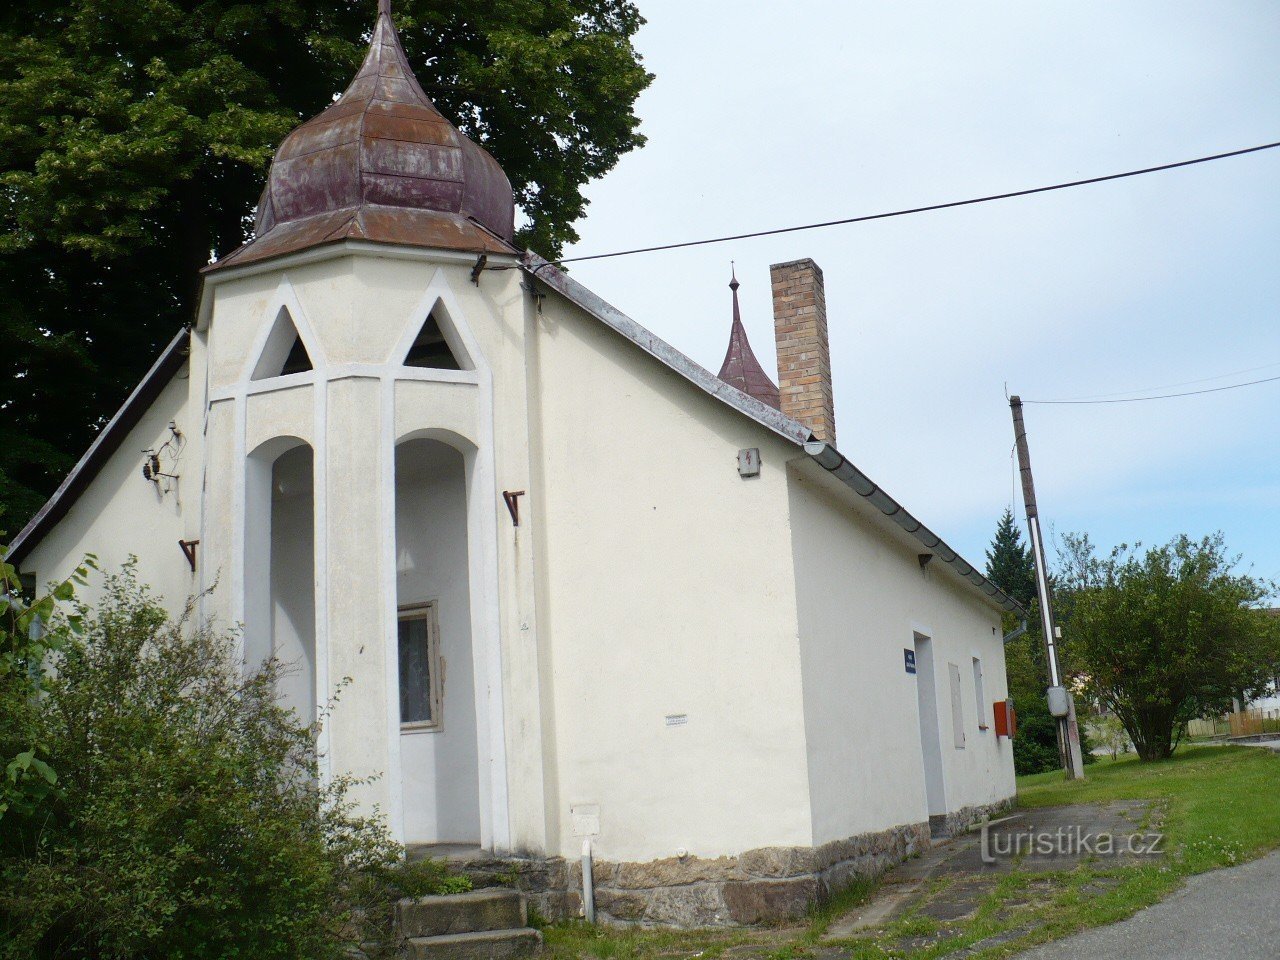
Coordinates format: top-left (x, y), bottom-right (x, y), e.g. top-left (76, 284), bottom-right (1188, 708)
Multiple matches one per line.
top-left (993, 700), bottom-right (1016, 739)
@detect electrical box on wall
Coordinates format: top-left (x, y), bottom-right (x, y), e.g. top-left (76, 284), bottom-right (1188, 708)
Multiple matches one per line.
top-left (993, 700), bottom-right (1017, 739)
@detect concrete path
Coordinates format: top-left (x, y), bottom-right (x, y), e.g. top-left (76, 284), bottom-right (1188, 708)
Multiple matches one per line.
top-left (1013, 848), bottom-right (1280, 960)
top-left (825, 801), bottom-right (1158, 939)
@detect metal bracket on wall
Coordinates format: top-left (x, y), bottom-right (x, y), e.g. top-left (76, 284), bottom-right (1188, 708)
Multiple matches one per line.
top-left (178, 539), bottom-right (200, 572)
top-left (502, 490), bottom-right (525, 527)
top-left (470, 253), bottom-right (488, 285)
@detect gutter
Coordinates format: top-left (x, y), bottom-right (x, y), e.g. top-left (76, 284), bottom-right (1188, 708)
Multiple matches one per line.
top-left (804, 441), bottom-right (1026, 616)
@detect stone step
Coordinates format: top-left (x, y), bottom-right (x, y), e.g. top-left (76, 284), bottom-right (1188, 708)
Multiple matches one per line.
top-left (403, 928), bottom-right (542, 960)
top-left (397, 889), bottom-right (526, 938)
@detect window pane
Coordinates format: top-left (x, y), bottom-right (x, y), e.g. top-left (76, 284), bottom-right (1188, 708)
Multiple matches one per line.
top-left (399, 617), bottom-right (432, 724)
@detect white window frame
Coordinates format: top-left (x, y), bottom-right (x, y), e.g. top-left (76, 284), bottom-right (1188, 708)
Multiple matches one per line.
top-left (398, 602), bottom-right (443, 733)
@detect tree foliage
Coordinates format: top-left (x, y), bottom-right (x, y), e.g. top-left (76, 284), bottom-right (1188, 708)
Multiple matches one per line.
top-left (0, 0), bottom-right (651, 525)
top-left (986, 510), bottom-right (1056, 774)
top-left (0, 562), bottom-right (465, 959)
top-left (0, 548), bottom-right (95, 824)
top-left (985, 508), bottom-right (1037, 610)
top-left (1059, 532), bottom-right (1280, 762)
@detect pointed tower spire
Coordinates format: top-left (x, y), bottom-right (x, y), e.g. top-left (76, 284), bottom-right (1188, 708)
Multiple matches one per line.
top-left (379, 0), bottom-right (392, 16)
top-left (717, 266), bottom-right (781, 410)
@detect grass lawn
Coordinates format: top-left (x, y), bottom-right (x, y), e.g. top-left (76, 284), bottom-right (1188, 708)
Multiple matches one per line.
top-left (540, 745), bottom-right (1280, 959)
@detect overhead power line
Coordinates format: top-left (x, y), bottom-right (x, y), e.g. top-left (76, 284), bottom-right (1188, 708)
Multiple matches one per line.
top-left (1053, 358), bottom-right (1280, 400)
top-left (1023, 371), bottom-right (1280, 405)
top-left (550, 138), bottom-right (1280, 267)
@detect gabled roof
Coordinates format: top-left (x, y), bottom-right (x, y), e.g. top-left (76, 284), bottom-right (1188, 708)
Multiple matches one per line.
top-left (522, 252), bottom-right (1024, 616)
top-left (7, 328), bottom-right (190, 565)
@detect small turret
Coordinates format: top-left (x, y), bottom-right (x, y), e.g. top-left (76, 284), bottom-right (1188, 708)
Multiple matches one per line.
top-left (717, 267), bottom-right (781, 410)
top-left (211, 0), bottom-right (516, 271)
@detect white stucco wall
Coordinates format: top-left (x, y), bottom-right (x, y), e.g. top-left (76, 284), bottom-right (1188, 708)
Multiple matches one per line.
top-left (530, 286), bottom-right (814, 864)
top-left (20, 369), bottom-right (197, 612)
top-left (396, 438), bottom-right (481, 844)
top-left (19, 240), bottom-right (1017, 869)
top-left (786, 463), bottom-right (1016, 845)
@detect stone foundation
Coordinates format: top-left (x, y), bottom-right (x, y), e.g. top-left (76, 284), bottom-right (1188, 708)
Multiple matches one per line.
top-left (940, 797), bottom-right (1016, 839)
top-left (447, 821), bottom-right (934, 928)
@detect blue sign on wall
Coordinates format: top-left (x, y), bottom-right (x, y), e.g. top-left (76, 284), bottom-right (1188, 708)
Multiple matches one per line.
top-left (904, 649), bottom-right (917, 674)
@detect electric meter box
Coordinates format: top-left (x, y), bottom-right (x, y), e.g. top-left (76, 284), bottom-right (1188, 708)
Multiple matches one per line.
top-left (1046, 685), bottom-right (1071, 718)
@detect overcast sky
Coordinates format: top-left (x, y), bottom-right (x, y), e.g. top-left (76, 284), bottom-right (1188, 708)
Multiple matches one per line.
top-left (558, 0), bottom-right (1280, 582)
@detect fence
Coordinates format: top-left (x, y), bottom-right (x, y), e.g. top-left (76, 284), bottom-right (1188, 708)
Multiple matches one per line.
top-left (1187, 709), bottom-right (1280, 739)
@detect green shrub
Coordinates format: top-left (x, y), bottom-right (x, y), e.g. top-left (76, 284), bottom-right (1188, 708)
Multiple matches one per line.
top-left (0, 563), bottom-right (418, 959)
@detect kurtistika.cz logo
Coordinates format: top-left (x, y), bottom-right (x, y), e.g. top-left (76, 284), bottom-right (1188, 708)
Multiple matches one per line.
top-left (980, 823), bottom-right (1164, 863)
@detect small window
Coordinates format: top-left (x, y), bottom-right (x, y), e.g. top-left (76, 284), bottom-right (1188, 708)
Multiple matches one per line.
top-left (973, 657), bottom-right (988, 731)
top-left (404, 308), bottom-right (463, 370)
top-left (279, 336), bottom-right (313, 376)
top-left (398, 604), bottom-right (442, 730)
top-left (252, 306), bottom-right (314, 380)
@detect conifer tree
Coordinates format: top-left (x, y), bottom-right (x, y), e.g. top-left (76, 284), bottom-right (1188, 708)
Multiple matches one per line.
top-left (985, 507), bottom-right (1037, 609)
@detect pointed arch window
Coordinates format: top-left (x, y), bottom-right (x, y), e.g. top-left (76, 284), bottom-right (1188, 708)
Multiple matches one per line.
top-left (253, 307), bottom-right (314, 381)
top-left (402, 302), bottom-right (470, 371)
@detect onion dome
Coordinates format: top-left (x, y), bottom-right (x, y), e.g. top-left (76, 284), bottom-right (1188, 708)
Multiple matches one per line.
top-left (717, 268), bottom-right (781, 409)
top-left (210, 0), bottom-right (516, 272)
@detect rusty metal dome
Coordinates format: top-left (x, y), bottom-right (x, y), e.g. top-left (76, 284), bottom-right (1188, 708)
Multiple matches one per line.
top-left (211, 0), bottom-right (516, 271)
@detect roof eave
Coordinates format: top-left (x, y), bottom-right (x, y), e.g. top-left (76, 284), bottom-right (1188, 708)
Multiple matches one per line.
top-left (522, 255), bottom-right (1020, 619)
top-left (7, 328), bottom-right (191, 566)
top-left (522, 253), bottom-right (811, 446)
top-left (804, 441), bottom-right (1026, 616)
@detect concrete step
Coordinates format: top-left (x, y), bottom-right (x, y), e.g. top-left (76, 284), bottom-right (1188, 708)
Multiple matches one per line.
top-left (397, 889), bottom-right (526, 938)
top-left (403, 928), bottom-right (542, 960)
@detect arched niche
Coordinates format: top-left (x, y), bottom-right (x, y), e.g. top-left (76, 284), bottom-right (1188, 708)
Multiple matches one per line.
top-left (243, 435), bottom-right (317, 726)
top-left (394, 433), bottom-right (480, 843)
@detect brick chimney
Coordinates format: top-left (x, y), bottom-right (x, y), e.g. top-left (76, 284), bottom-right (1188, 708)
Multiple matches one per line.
top-left (770, 259), bottom-right (836, 446)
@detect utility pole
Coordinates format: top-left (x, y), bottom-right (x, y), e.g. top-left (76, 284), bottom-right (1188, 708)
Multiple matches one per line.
top-left (1009, 396), bottom-right (1085, 780)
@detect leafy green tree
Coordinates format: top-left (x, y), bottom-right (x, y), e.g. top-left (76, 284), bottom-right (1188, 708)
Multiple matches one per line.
top-left (1, 562), bottom-right (472, 958)
top-left (0, 547), bottom-right (95, 824)
top-left (1060, 532), bottom-right (1280, 762)
top-left (0, 0), bottom-right (651, 525)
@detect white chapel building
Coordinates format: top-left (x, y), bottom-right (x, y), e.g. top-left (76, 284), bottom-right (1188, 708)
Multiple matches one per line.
top-left (10, 3), bottom-right (1021, 925)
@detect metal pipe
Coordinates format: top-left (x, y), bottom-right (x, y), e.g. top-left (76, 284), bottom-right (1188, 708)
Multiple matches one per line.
top-left (1002, 620), bottom-right (1028, 645)
top-left (1026, 517), bottom-right (1061, 688)
top-left (581, 838), bottom-right (596, 923)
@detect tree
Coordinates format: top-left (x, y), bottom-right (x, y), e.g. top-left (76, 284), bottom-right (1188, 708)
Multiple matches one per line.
top-left (0, 547), bottom-right (95, 825)
top-left (1, 561), bottom-right (465, 958)
top-left (0, 0), bottom-right (652, 527)
top-left (1060, 532), bottom-right (1280, 762)
top-left (985, 508), bottom-right (1037, 610)
top-left (987, 510), bottom-right (1053, 773)
top-left (984, 510), bottom-right (1093, 774)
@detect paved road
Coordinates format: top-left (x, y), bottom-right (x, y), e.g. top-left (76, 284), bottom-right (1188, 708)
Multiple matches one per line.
top-left (1015, 848), bottom-right (1280, 959)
